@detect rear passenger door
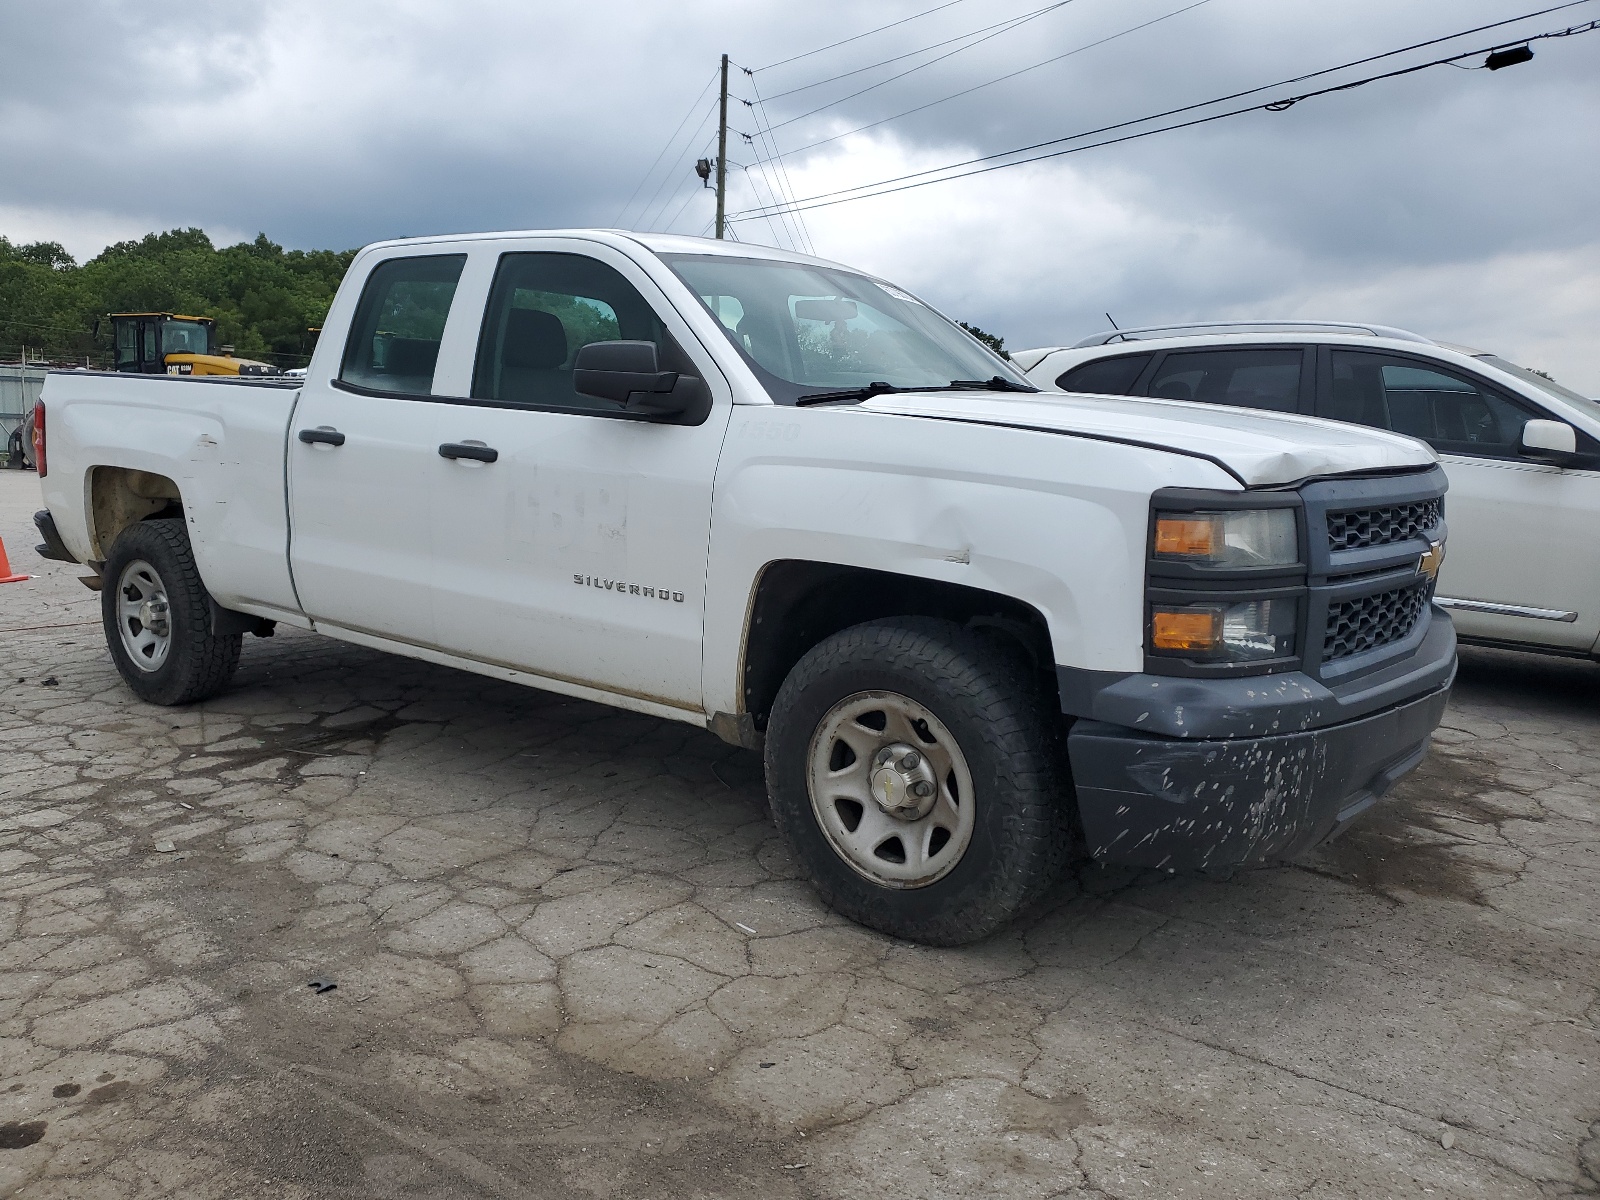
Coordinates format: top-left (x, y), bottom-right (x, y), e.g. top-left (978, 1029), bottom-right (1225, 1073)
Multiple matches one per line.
top-left (1316, 348), bottom-right (1600, 650)
top-left (1055, 346), bottom-right (1311, 415)
top-left (1140, 346), bottom-right (1311, 413)
top-left (289, 252), bottom-right (469, 647)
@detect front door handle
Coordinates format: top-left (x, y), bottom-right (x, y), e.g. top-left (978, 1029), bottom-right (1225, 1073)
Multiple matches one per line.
top-left (298, 427), bottom-right (346, 446)
top-left (439, 442), bottom-right (499, 463)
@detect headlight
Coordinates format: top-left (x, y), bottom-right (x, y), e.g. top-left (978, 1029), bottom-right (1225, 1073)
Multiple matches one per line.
top-left (1150, 598), bottom-right (1298, 661)
top-left (1154, 508), bottom-right (1298, 568)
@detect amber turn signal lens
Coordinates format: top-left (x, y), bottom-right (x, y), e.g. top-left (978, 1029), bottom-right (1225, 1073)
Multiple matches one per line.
top-left (1154, 515), bottom-right (1220, 558)
top-left (1151, 608), bottom-right (1222, 652)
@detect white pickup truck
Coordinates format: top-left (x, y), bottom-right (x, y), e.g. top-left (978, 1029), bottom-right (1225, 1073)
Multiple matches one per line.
top-left (32, 230), bottom-right (1457, 944)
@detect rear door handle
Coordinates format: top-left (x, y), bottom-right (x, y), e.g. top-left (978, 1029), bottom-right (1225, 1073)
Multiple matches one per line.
top-left (298, 428), bottom-right (346, 446)
top-left (439, 442), bottom-right (499, 463)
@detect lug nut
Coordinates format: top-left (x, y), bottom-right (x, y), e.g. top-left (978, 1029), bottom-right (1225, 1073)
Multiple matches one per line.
top-left (900, 751), bottom-right (921, 770)
top-left (911, 780), bottom-right (934, 798)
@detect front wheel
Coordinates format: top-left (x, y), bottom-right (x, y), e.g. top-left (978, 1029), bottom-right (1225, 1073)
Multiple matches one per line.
top-left (102, 518), bottom-right (241, 706)
top-left (764, 619), bottom-right (1072, 946)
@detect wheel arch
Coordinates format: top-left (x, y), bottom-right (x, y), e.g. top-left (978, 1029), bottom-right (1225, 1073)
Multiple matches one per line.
top-left (88, 466), bottom-right (184, 560)
top-left (717, 559), bottom-right (1058, 748)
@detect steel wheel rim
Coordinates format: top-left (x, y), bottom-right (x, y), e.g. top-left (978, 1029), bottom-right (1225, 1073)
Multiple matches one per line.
top-left (116, 559), bottom-right (172, 673)
top-left (806, 690), bottom-right (977, 889)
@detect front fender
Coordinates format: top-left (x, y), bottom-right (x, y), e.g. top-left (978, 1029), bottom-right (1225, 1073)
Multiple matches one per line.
top-left (700, 405), bottom-right (1239, 715)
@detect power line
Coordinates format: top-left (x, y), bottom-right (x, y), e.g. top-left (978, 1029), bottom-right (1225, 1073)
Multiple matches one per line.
top-left (633, 104), bottom-right (720, 231)
top-left (765, 0), bottom-right (1082, 132)
top-left (761, 0), bottom-right (1087, 103)
top-left (615, 71), bottom-right (720, 227)
top-left (743, 74), bottom-right (819, 255)
top-left (756, 0), bottom-right (974, 72)
top-left (731, 3), bottom-right (1600, 220)
top-left (781, 0), bottom-right (1213, 158)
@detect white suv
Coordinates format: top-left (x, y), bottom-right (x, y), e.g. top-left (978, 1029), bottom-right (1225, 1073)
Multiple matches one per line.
top-left (1018, 323), bottom-right (1600, 660)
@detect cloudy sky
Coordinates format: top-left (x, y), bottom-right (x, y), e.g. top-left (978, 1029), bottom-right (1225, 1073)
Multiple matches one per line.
top-left (4, 0), bottom-right (1597, 388)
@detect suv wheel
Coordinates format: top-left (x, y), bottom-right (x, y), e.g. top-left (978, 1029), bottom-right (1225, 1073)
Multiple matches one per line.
top-left (102, 519), bottom-right (242, 705)
top-left (765, 619), bottom-right (1071, 945)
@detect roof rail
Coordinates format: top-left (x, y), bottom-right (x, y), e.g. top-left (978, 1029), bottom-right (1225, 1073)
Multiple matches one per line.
top-left (1069, 320), bottom-right (1434, 349)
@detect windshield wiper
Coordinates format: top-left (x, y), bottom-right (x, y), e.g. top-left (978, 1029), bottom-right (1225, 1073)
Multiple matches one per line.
top-left (944, 376), bottom-right (1039, 393)
top-left (795, 381), bottom-right (909, 406)
top-left (795, 376), bottom-right (1039, 406)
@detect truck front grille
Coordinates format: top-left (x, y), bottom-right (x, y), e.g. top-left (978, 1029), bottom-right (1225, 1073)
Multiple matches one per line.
top-left (1324, 581), bottom-right (1430, 661)
top-left (1326, 499), bottom-right (1442, 552)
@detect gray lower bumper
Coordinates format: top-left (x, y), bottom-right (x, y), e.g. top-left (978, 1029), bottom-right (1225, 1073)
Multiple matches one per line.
top-left (1067, 677), bottom-right (1453, 872)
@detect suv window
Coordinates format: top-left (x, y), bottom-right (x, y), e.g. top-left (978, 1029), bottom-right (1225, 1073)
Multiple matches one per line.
top-left (1057, 353), bottom-right (1150, 395)
top-left (340, 255), bottom-right (466, 395)
top-left (1324, 350), bottom-right (1538, 458)
top-left (1146, 348), bottom-right (1304, 412)
top-left (472, 253), bottom-right (685, 412)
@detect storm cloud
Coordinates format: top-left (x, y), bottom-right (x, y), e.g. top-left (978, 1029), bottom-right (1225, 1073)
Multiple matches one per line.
top-left (3, 0), bottom-right (1597, 387)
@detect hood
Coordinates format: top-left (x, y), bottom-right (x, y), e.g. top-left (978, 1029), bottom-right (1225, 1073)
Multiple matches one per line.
top-left (853, 391), bottom-right (1436, 488)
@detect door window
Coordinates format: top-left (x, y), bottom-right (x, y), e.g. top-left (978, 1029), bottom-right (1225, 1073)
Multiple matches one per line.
top-left (339, 254), bottom-right (466, 395)
top-left (471, 253), bottom-right (685, 413)
top-left (1056, 353), bottom-right (1151, 395)
top-left (142, 323), bottom-right (159, 365)
top-left (115, 321), bottom-right (138, 368)
top-left (1324, 351), bottom-right (1539, 458)
top-left (1145, 348), bottom-right (1304, 412)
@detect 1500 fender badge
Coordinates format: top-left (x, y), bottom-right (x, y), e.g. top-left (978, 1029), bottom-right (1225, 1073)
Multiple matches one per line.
top-left (574, 575), bottom-right (684, 603)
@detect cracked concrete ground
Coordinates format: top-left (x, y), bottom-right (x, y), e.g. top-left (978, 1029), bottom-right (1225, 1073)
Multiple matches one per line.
top-left (1, 469), bottom-right (1596, 1199)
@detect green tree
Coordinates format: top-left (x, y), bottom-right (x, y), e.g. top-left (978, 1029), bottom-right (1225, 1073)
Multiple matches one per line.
top-left (0, 228), bottom-right (357, 368)
top-left (958, 321), bottom-right (1009, 360)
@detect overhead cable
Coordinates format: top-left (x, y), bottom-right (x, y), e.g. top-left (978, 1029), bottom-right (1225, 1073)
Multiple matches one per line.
top-left (615, 71), bottom-right (719, 227)
top-left (731, 2), bottom-right (1600, 220)
top-left (756, 0), bottom-right (973, 72)
top-left (761, 0), bottom-right (1089, 102)
top-left (765, 0), bottom-right (1082, 132)
top-left (782, 0), bottom-right (1213, 157)
top-left (633, 104), bottom-right (720, 232)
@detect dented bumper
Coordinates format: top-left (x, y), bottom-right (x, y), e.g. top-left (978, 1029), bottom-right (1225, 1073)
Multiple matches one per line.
top-left (1067, 678), bottom-right (1453, 872)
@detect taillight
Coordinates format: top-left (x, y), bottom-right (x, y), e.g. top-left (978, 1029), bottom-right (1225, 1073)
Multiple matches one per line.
top-left (32, 400), bottom-right (46, 477)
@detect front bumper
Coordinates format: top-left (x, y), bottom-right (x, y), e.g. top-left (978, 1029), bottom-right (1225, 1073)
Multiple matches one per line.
top-left (1067, 674), bottom-right (1453, 872)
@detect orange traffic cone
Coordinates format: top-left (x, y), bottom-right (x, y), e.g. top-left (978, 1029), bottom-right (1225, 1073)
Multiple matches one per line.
top-left (0, 535), bottom-right (31, 584)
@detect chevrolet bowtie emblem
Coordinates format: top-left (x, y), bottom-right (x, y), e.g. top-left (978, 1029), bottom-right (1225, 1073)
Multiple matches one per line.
top-left (1417, 540), bottom-right (1445, 581)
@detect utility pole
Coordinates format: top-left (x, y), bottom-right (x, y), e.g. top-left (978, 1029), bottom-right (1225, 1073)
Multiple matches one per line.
top-left (715, 53), bottom-right (729, 239)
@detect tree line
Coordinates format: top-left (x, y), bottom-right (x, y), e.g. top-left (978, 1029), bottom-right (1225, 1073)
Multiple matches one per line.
top-left (0, 229), bottom-right (356, 367)
top-left (2, 226), bottom-right (1012, 370)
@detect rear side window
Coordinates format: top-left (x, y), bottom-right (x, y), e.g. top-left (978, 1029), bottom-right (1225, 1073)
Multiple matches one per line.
top-left (1057, 354), bottom-right (1150, 395)
top-left (471, 252), bottom-right (682, 413)
top-left (340, 255), bottom-right (466, 395)
top-left (1324, 351), bottom-right (1539, 458)
top-left (1146, 349), bottom-right (1303, 412)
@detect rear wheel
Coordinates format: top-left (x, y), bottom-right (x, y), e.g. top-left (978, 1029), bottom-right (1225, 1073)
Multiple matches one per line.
top-left (764, 618), bottom-right (1071, 945)
top-left (102, 519), bottom-right (241, 705)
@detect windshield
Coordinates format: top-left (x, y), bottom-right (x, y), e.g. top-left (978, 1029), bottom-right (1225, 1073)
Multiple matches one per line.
top-left (661, 253), bottom-right (1030, 403)
top-left (1476, 354), bottom-right (1600, 424)
top-left (161, 321), bottom-right (213, 356)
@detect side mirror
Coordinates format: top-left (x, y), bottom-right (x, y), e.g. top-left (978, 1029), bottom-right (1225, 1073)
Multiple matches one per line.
top-left (573, 340), bottom-right (698, 418)
top-left (1520, 418), bottom-right (1578, 464)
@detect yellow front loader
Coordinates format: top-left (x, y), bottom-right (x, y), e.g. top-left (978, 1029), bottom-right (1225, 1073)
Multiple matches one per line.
top-left (110, 313), bottom-right (279, 376)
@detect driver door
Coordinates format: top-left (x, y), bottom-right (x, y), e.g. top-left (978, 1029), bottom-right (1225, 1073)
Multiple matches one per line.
top-left (421, 240), bottom-right (732, 712)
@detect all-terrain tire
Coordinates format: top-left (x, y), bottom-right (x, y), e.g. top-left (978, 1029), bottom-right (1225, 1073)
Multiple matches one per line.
top-left (764, 618), bottom-right (1073, 946)
top-left (101, 518), bottom-right (242, 706)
